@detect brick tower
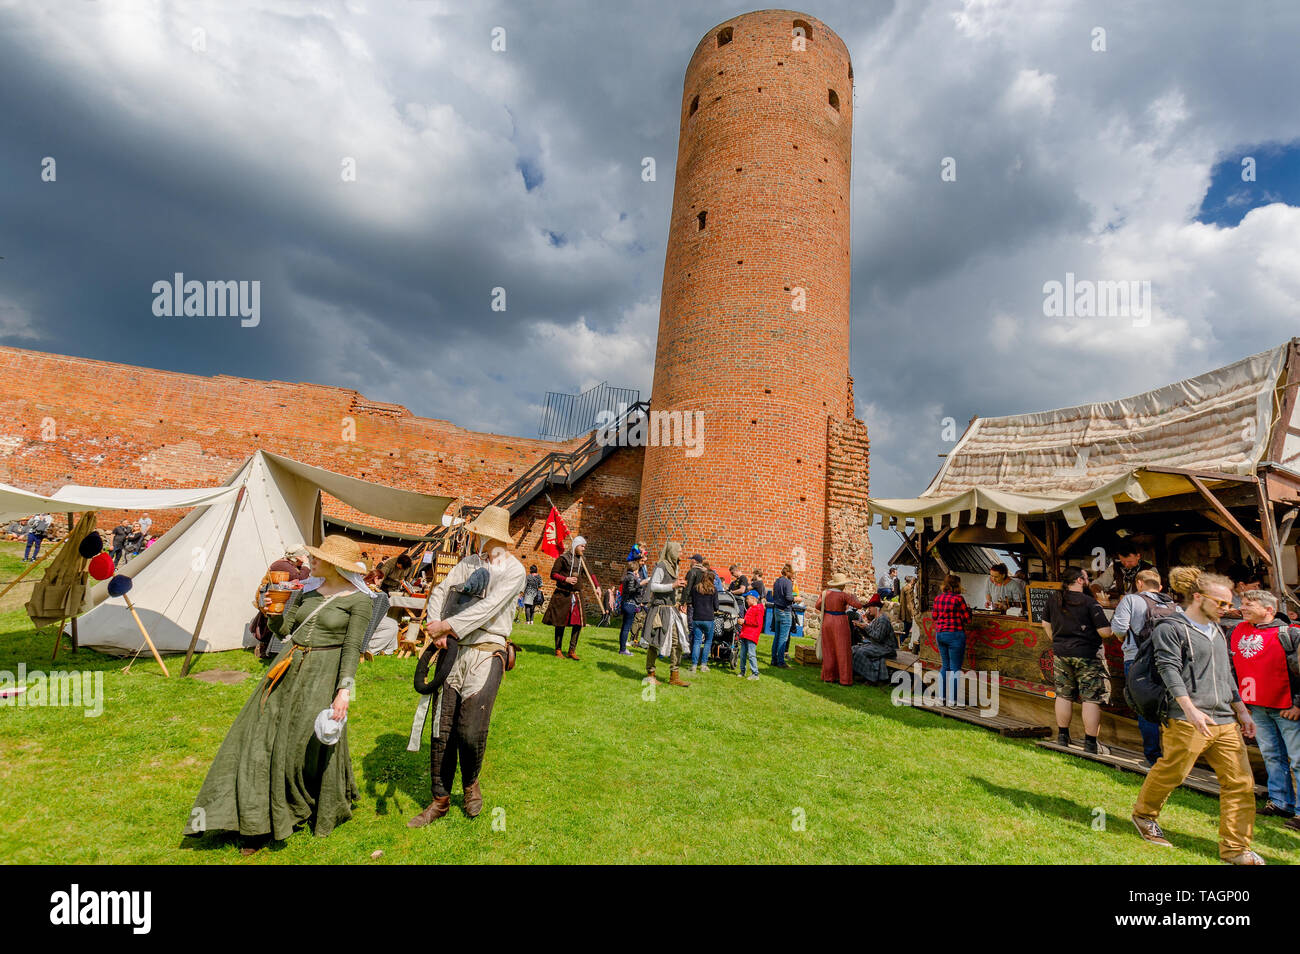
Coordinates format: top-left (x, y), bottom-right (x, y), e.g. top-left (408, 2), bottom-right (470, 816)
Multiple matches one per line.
top-left (637, 10), bottom-right (872, 594)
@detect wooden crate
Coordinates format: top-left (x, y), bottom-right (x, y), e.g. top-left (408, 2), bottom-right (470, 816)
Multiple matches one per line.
top-left (793, 644), bottom-right (818, 665)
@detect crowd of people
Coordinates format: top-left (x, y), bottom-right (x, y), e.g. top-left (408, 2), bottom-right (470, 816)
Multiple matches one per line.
top-left (907, 548), bottom-right (1299, 866)
top-left (173, 514), bottom-right (1298, 867)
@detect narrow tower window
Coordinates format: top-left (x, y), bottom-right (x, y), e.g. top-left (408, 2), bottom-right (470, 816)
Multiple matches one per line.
top-left (697, 211), bottom-right (707, 231)
top-left (792, 19), bottom-right (812, 41)
top-left (717, 26), bottom-right (732, 46)
top-left (828, 89), bottom-right (840, 111)
top-left (689, 94), bottom-right (699, 117)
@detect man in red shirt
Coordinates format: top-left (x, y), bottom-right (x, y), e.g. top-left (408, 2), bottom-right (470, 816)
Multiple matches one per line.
top-left (1229, 590), bottom-right (1300, 830)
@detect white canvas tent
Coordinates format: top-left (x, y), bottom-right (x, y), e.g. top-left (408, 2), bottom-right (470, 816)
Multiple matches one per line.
top-left (0, 481), bottom-right (238, 523)
top-left (70, 451), bottom-right (451, 656)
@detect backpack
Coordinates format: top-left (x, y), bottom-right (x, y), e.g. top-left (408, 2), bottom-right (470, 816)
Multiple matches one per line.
top-left (1132, 592), bottom-right (1177, 645)
top-left (1124, 616), bottom-right (1195, 725)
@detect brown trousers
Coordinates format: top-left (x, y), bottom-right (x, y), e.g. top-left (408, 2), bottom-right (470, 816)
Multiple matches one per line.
top-left (646, 629), bottom-right (681, 675)
top-left (1133, 717), bottom-right (1256, 860)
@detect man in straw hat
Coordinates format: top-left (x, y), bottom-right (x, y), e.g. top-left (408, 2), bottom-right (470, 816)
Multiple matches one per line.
top-left (408, 505), bottom-right (525, 826)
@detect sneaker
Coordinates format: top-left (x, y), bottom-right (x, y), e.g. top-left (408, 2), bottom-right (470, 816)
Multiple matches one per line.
top-left (618, 649), bottom-right (633, 656)
top-left (1224, 850), bottom-right (1266, 866)
top-left (747, 674), bottom-right (760, 680)
top-left (1131, 814), bottom-right (1173, 847)
top-left (1259, 801), bottom-right (1295, 818)
top-left (700, 664), bottom-right (710, 673)
top-left (689, 664), bottom-right (697, 673)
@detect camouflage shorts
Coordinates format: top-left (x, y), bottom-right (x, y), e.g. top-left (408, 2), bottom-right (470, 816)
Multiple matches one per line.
top-left (1053, 655), bottom-right (1110, 704)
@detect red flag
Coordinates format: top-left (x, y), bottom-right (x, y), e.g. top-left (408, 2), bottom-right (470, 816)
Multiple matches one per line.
top-left (539, 506), bottom-right (569, 558)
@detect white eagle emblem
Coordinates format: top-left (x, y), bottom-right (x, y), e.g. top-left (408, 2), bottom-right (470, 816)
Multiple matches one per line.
top-left (1237, 633), bottom-right (1265, 658)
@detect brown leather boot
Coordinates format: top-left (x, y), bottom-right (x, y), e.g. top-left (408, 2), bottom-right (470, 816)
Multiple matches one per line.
top-left (463, 780), bottom-right (484, 818)
top-left (566, 651), bottom-right (580, 661)
top-left (407, 796), bottom-right (451, 828)
top-left (669, 670), bottom-right (691, 687)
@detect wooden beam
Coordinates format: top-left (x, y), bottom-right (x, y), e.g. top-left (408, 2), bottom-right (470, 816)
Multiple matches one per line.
top-left (1267, 338), bottom-right (1300, 463)
top-left (1056, 515), bottom-right (1100, 557)
top-left (1188, 475), bottom-right (1272, 565)
top-left (1020, 523), bottom-right (1051, 565)
top-left (1141, 465), bottom-right (1257, 485)
top-left (1045, 518), bottom-right (1061, 582)
top-left (1256, 478), bottom-right (1286, 603)
top-left (1197, 509), bottom-right (1269, 559)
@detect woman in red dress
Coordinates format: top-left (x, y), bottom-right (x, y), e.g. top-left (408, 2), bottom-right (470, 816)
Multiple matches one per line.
top-left (816, 572), bottom-right (864, 686)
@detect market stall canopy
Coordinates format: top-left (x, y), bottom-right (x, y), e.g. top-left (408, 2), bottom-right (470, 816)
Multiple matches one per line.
top-left (869, 342), bottom-right (1297, 531)
top-left (73, 451), bottom-right (453, 656)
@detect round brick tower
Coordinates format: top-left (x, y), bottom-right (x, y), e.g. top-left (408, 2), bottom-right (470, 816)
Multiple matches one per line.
top-left (637, 10), bottom-right (856, 592)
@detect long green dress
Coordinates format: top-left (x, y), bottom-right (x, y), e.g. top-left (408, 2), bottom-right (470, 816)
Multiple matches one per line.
top-left (184, 589), bottom-right (373, 840)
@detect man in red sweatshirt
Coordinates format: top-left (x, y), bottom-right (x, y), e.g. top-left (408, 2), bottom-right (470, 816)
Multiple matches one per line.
top-left (1229, 590), bottom-right (1300, 830)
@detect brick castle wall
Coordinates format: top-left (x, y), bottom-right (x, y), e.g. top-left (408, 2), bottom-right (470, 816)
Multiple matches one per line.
top-left (0, 345), bottom-right (628, 566)
top-left (637, 10), bottom-right (862, 593)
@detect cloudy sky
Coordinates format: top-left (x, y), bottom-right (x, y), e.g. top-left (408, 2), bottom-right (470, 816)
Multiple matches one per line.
top-left (2, 0), bottom-right (1298, 563)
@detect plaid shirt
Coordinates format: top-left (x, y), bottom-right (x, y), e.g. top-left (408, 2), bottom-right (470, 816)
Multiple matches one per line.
top-left (931, 592), bottom-right (971, 632)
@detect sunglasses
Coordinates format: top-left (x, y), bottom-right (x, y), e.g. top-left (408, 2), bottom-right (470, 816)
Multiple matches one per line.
top-left (1200, 596), bottom-right (1234, 610)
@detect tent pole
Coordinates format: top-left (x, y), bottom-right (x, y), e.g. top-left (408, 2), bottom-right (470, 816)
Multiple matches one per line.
top-left (181, 486), bottom-right (246, 677)
top-left (50, 617), bottom-right (67, 661)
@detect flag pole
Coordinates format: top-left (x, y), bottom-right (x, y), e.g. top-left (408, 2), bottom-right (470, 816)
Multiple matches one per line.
top-left (544, 493), bottom-right (600, 598)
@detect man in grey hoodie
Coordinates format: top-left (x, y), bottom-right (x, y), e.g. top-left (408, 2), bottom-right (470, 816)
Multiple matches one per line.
top-left (1131, 572), bottom-right (1262, 864)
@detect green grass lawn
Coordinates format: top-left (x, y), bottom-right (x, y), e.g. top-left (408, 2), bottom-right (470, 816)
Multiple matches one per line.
top-left (1, 541), bottom-right (1296, 865)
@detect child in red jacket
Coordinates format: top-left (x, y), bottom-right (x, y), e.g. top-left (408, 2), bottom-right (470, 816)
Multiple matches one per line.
top-left (737, 593), bottom-right (764, 679)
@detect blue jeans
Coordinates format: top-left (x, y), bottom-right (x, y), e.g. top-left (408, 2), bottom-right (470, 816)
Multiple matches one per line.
top-left (690, 620), bottom-right (715, 667)
top-left (1248, 704), bottom-right (1300, 812)
top-left (771, 609), bottom-right (793, 665)
top-left (1125, 660), bottom-right (1164, 764)
top-left (618, 604), bottom-right (639, 652)
top-left (24, 532), bottom-right (43, 561)
top-left (737, 640), bottom-right (758, 676)
top-left (936, 630), bottom-right (967, 704)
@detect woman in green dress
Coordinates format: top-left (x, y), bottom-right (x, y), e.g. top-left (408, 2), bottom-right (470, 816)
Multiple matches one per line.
top-left (183, 535), bottom-right (374, 852)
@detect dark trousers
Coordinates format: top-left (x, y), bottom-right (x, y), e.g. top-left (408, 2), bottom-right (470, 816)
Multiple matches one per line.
top-left (618, 604), bottom-right (639, 652)
top-left (429, 657), bottom-right (503, 799)
top-left (24, 532), bottom-right (43, 561)
top-left (1124, 660), bottom-right (1163, 764)
top-left (524, 603), bottom-right (536, 623)
top-left (554, 625), bottom-right (582, 654)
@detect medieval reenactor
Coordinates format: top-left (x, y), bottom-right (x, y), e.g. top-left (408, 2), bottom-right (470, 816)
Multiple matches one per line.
top-left (407, 506), bottom-right (524, 826)
top-left (1097, 544), bottom-right (1154, 600)
top-left (643, 540), bottom-right (690, 687)
top-left (543, 534), bottom-right (600, 660)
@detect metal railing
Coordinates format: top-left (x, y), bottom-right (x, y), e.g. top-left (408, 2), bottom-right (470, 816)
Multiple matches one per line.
top-left (537, 382), bottom-right (641, 442)
top-left (409, 400), bottom-right (650, 562)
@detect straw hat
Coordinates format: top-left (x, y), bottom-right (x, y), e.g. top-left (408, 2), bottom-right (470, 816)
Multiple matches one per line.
top-left (306, 534), bottom-right (368, 574)
top-left (464, 505), bottom-right (513, 549)
top-left (825, 571), bottom-right (852, 589)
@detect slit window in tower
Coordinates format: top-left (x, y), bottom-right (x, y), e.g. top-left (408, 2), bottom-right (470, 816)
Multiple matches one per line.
top-left (793, 19), bottom-right (812, 40)
top-left (689, 94), bottom-right (699, 117)
top-left (697, 211), bottom-right (707, 231)
top-left (828, 89), bottom-right (840, 111)
top-left (717, 26), bottom-right (732, 46)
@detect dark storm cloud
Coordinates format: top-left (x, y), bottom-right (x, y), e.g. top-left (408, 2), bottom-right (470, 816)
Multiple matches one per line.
top-left (1, 1), bottom-right (1299, 570)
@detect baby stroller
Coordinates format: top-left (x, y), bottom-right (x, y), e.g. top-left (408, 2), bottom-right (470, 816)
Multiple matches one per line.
top-left (711, 589), bottom-right (741, 671)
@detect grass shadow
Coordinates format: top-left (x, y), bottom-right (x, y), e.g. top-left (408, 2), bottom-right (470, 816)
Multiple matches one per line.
top-left (361, 732), bottom-right (435, 818)
top-left (967, 774), bottom-right (1224, 861)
